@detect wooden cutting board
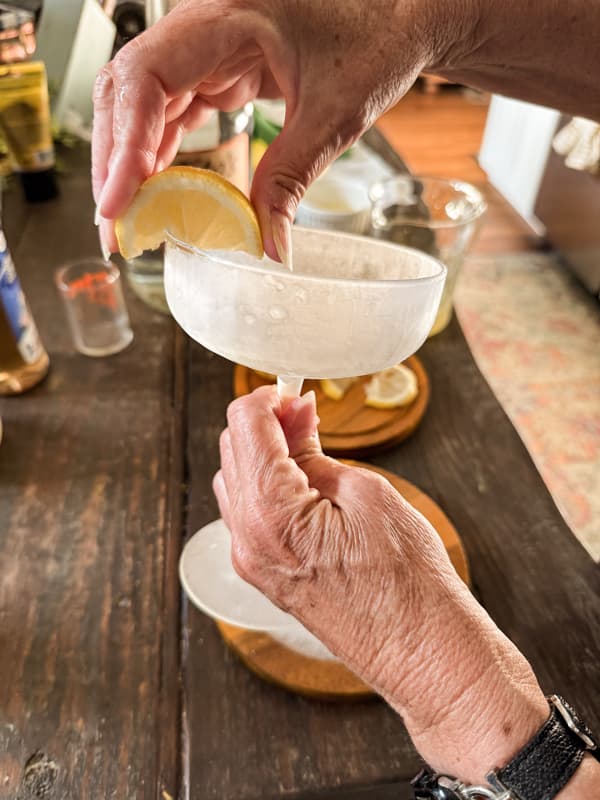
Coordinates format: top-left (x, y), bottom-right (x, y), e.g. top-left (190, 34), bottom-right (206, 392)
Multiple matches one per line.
top-left (233, 355), bottom-right (430, 457)
top-left (217, 461), bottom-right (470, 700)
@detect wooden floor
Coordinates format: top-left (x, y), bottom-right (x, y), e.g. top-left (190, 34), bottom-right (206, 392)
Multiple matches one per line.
top-left (378, 86), bottom-right (543, 255)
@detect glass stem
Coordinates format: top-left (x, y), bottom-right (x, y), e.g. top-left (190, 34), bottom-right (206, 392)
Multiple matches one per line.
top-left (277, 375), bottom-right (304, 400)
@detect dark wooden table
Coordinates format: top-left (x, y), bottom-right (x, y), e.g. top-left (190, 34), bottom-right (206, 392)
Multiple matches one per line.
top-left (1, 141), bottom-right (598, 800)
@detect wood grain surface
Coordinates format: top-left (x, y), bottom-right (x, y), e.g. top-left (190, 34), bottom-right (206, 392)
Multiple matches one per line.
top-left (233, 356), bottom-right (430, 456)
top-left (1, 135), bottom-right (598, 800)
top-left (376, 89), bottom-right (542, 257)
top-left (184, 318), bottom-right (599, 800)
top-left (0, 146), bottom-right (182, 800)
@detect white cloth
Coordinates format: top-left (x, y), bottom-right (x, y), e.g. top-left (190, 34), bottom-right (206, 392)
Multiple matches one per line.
top-left (552, 117), bottom-right (600, 175)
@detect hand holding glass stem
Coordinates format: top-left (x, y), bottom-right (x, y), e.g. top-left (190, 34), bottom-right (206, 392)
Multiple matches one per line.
top-left (92, 1), bottom-right (600, 795)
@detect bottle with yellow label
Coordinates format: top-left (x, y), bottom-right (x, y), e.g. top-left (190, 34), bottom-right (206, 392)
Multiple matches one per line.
top-left (0, 61), bottom-right (58, 202)
top-left (0, 222), bottom-right (49, 395)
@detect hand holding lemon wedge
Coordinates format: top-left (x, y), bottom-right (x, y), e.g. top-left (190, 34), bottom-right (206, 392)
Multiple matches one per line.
top-left (113, 166), bottom-right (264, 261)
top-left (113, 166), bottom-right (419, 413)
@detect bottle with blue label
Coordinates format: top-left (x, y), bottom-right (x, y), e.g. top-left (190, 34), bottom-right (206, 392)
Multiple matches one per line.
top-left (0, 225), bottom-right (49, 394)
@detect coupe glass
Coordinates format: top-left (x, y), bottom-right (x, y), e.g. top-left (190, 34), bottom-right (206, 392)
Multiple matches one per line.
top-left (167, 226), bottom-right (446, 657)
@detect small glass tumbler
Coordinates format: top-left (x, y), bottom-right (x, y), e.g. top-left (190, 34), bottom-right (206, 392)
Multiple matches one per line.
top-left (55, 259), bottom-right (133, 356)
top-left (370, 176), bottom-right (486, 336)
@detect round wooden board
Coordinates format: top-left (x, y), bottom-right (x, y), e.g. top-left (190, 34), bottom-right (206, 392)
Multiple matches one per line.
top-left (233, 355), bottom-right (430, 457)
top-left (216, 460), bottom-right (470, 700)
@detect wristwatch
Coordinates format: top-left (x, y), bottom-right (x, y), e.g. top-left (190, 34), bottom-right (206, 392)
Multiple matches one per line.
top-left (411, 695), bottom-right (599, 800)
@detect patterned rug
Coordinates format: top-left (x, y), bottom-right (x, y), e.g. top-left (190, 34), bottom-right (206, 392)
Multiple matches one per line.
top-left (455, 251), bottom-right (600, 561)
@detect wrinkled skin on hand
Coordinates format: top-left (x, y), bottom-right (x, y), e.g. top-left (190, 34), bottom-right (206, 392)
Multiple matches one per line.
top-left (92, 0), bottom-right (600, 791)
top-left (92, 0), bottom-right (600, 261)
top-left (92, 0), bottom-right (446, 259)
top-left (214, 386), bottom-right (454, 677)
top-left (214, 387), bottom-right (550, 783)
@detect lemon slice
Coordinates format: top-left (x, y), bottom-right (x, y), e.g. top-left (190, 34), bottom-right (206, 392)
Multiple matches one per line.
top-left (320, 377), bottom-right (359, 401)
top-left (364, 364), bottom-right (418, 409)
top-left (115, 166), bottom-right (263, 260)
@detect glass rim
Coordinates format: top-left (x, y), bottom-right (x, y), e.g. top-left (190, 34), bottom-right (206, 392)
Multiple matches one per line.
top-left (369, 175), bottom-right (487, 230)
top-left (55, 258), bottom-right (121, 293)
top-left (165, 227), bottom-right (447, 289)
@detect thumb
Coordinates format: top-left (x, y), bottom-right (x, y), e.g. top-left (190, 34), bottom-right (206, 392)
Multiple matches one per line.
top-left (279, 390), bottom-right (362, 505)
top-left (279, 390), bottom-right (322, 461)
top-left (251, 102), bottom-right (365, 265)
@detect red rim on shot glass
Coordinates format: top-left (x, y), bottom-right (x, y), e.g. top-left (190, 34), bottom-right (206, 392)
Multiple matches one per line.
top-left (55, 259), bottom-right (133, 356)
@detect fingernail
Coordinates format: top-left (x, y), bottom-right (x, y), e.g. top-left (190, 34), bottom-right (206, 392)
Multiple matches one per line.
top-left (94, 205), bottom-right (101, 226)
top-left (98, 226), bottom-right (111, 262)
top-left (97, 182), bottom-right (111, 217)
top-left (303, 389), bottom-right (316, 411)
top-left (304, 390), bottom-right (320, 436)
top-left (271, 210), bottom-right (293, 272)
top-left (297, 390), bottom-right (320, 438)
top-left (288, 390), bottom-right (317, 421)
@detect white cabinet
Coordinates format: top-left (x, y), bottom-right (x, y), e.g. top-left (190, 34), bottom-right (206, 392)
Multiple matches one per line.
top-left (479, 95), bottom-right (560, 232)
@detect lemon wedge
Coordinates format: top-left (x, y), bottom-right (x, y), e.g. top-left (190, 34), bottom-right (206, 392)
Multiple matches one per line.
top-left (115, 166), bottom-right (263, 260)
top-left (251, 139), bottom-right (268, 171)
top-left (364, 364), bottom-right (418, 409)
top-left (320, 377), bottom-right (359, 401)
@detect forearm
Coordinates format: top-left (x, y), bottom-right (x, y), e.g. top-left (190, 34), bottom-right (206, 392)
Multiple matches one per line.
top-left (558, 755), bottom-right (600, 799)
top-left (424, 0), bottom-right (600, 120)
top-left (217, 389), bottom-right (598, 796)
top-left (360, 576), bottom-right (600, 795)
top-left (368, 579), bottom-right (548, 783)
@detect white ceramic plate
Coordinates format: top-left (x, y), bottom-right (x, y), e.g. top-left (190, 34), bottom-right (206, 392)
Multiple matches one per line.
top-left (179, 518), bottom-right (293, 631)
top-left (179, 519), bottom-right (336, 659)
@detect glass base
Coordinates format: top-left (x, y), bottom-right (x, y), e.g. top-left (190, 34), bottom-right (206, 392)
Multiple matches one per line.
top-left (76, 326), bottom-right (134, 357)
top-left (179, 519), bottom-right (335, 660)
